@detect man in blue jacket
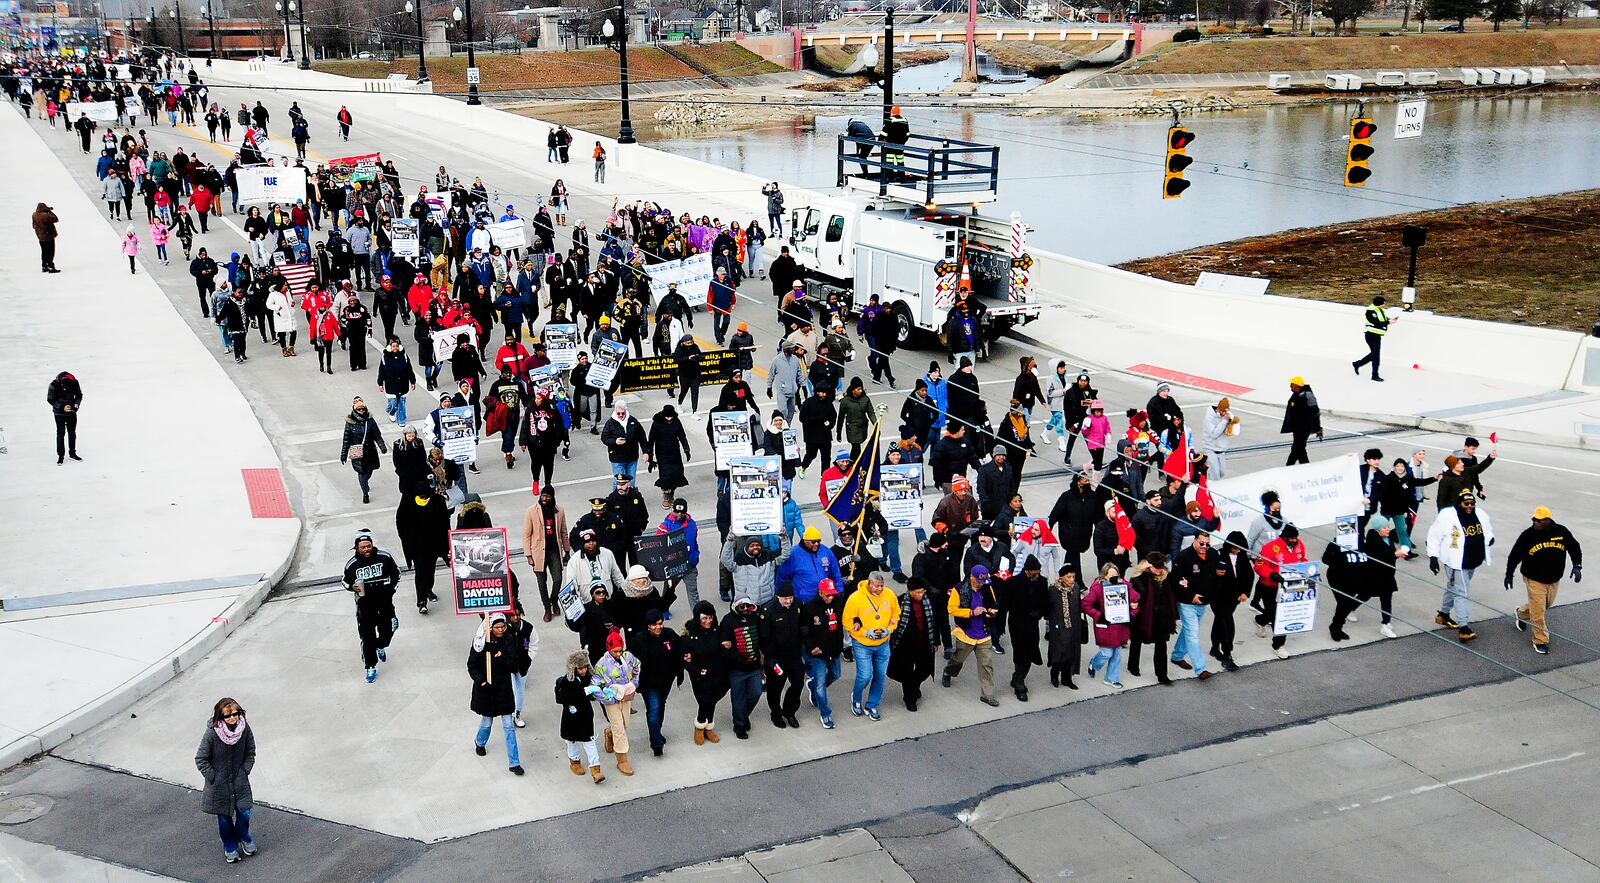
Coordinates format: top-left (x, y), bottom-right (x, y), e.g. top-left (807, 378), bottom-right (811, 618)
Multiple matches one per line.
top-left (777, 525), bottom-right (843, 604)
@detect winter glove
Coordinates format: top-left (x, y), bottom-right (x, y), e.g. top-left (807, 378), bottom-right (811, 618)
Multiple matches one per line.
top-left (1268, 572), bottom-right (1283, 585)
top-left (1574, 565), bottom-right (1583, 584)
top-left (1429, 556), bottom-right (1440, 575)
top-left (1503, 573), bottom-right (1514, 591)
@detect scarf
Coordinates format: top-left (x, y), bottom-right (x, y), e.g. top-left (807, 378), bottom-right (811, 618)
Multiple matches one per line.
top-left (214, 715), bottom-right (247, 746)
top-left (622, 578), bottom-right (654, 599)
top-left (1008, 411), bottom-right (1029, 440)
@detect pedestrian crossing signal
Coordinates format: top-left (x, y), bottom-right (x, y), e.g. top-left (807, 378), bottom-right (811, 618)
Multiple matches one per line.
top-left (1164, 126), bottom-right (1194, 199)
top-left (1345, 117), bottom-right (1375, 187)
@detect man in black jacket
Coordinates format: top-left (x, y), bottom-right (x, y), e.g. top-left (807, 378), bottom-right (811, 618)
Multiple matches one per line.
top-left (720, 597), bottom-right (765, 739)
top-left (1281, 376), bottom-right (1322, 466)
top-left (1048, 471), bottom-right (1102, 577)
top-left (395, 480), bottom-right (450, 613)
top-left (47, 371), bottom-right (84, 464)
top-left (1504, 506), bottom-right (1584, 654)
top-left (800, 578), bottom-right (847, 728)
top-left (1170, 532), bottom-right (1220, 680)
top-left (975, 448), bottom-right (1013, 521)
top-left (190, 247), bottom-right (218, 316)
top-left (217, 287), bottom-right (249, 363)
top-left (759, 585), bottom-right (806, 728)
top-left (342, 530), bottom-right (402, 683)
top-left (912, 532), bottom-right (960, 658)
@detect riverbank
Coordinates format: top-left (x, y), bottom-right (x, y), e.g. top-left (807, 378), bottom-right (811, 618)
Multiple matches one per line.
top-left (1123, 28), bottom-right (1600, 75)
top-left (1117, 189), bottom-right (1600, 333)
top-left (313, 43), bottom-right (781, 92)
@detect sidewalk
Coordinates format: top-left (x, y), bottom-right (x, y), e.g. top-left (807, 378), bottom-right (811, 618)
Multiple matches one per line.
top-left (0, 106), bottom-right (300, 769)
top-left (1020, 293), bottom-right (1600, 450)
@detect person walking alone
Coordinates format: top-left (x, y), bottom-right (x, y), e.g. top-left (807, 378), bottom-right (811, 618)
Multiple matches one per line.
top-left (47, 371), bottom-right (84, 464)
top-left (33, 202), bottom-right (61, 273)
top-left (343, 530), bottom-right (402, 683)
top-left (339, 397), bottom-right (387, 504)
top-left (1351, 295), bottom-right (1394, 382)
top-left (1504, 505), bottom-right (1582, 655)
top-left (194, 697), bottom-right (257, 864)
top-left (1280, 376), bottom-right (1321, 466)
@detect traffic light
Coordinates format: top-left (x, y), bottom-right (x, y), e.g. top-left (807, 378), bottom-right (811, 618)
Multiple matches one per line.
top-left (1345, 117), bottom-right (1375, 187)
top-left (1163, 126), bottom-right (1194, 199)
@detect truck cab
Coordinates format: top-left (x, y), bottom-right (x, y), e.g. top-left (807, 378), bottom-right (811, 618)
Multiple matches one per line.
top-left (783, 133), bottom-right (1041, 353)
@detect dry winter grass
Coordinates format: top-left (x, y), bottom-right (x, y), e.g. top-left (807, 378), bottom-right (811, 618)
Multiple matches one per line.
top-left (1118, 188), bottom-right (1600, 333)
top-left (315, 44), bottom-right (780, 93)
top-left (1128, 29), bottom-right (1600, 74)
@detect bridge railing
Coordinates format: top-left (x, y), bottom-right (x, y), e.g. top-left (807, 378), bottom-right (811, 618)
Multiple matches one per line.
top-left (835, 133), bottom-right (999, 204)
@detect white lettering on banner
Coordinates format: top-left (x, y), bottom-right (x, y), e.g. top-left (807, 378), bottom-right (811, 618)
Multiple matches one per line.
top-left (711, 411), bottom-right (754, 470)
top-left (543, 324), bottom-right (579, 371)
top-left (1394, 100), bottom-right (1427, 140)
top-left (880, 464), bottom-right (923, 530)
top-left (235, 165), bottom-right (308, 204)
top-left (391, 219), bottom-right (420, 258)
top-left (67, 101), bottom-right (118, 122)
top-left (488, 219), bottom-right (526, 250)
top-left (729, 456), bottom-right (782, 535)
top-left (644, 253), bottom-right (714, 303)
top-left (1208, 454), bottom-right (1362, 538)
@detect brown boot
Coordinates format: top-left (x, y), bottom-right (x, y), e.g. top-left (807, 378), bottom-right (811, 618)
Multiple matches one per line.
top-left (603, 729), bottom-right (614, 753)
top-left (590, 765), bottom-right (605, 784)
top-left (281, 347), bottom-right (289, 357)
top-left (703, 725), bottom-right (720, 744)
top-left (694, 725), bottom-right (706, 746)
top-left (569, 759), bottom-right (584, 776)
top-left (504, 452), bottom-right (515, 468)
top-left (616, 752), bottom-right (634, 776)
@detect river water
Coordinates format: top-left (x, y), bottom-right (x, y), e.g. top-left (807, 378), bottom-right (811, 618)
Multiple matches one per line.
top-left (656, 92), bottom-right (1600, 264)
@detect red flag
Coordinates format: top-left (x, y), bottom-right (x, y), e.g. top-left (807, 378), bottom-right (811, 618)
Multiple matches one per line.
top-left (1162, 431), bottom-right (1190, 483)
top-left (1195, 473), bottom-right (1217, 522)
top-left (1489, 432), bottom-right (1497, 444)
top-left (1110, 499), bottom-right (1137, 551)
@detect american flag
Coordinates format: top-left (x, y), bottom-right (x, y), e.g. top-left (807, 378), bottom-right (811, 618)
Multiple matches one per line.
top-left (280, 263), bottom-right (317, 297)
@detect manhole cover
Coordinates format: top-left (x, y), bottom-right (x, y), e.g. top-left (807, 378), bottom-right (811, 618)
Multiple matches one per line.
top-left (0, 794), bottom-right (54, 825)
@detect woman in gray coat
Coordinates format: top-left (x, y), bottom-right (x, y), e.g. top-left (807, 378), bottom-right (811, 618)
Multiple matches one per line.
top-left (1046, 565), bottom-right (1087, 690)
top-left (194, 697), bottom-right (257, 863)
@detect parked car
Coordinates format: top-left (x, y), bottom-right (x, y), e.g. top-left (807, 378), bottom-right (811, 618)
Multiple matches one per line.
top-left (1438, 23), bottom-right (1462, 31)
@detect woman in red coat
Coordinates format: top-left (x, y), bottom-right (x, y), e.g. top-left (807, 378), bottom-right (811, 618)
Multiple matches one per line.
top-left (1127, 552), bottom-right (1176, 684)
top-left (1082, 563), bottom-right (1138, 689)
top-left (312, 307), bottom-right (342, 375)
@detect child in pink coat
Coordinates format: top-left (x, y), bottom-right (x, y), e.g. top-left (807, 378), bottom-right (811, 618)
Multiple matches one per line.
top-left (121, 225), bottom-right (141, 274)
top-left (149, 219), bottom-right (170, 265)
top-left (1079, 400), bottom-right (1112, 470)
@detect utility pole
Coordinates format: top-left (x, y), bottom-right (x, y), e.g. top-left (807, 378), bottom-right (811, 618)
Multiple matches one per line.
top-left (172, 3), bottom-right (187, 56)
top-left (296, 0), bottom-right (308, 68)
top-left (961, 0), bottom-right (976, 82)
top-left (881, 0), bottom-right (894, 128)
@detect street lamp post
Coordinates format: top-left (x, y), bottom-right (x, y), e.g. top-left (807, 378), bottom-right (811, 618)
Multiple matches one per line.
top-left (171, 4), bottom-right (186, 56)
top-left (404, 0), bottom-right (428, 81)
top-left (602, 12), bottom-right (634, 144)
top-left (200, 3), bottom-right (217, 60)
top-left (274, 0), bottom-right (293, 61)
top-left (454, 2), bottom-right (480, 104)
top-left (296, 0), bottom-right (309, 69)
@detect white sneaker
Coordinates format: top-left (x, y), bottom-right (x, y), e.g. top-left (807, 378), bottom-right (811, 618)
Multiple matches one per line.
top-left (514, 712), bottom-right (526, 728)
top-left (1058, 438), bottom-right (1068, 453)
top-left (1347, 613), bottom-right (1358, 623)
top-left (1380, 624), bottom-right (1397, 639)
top-left (1273, 647), bottom-right (1289, 659)
top-left (1040, 429), bottom-right (1053, 444)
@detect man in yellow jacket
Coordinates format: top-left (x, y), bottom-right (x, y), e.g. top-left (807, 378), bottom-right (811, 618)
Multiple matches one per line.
top-left (843, 572), bottom-right (901, 721)
top-left (942, 565), bottom-right (1000, 706)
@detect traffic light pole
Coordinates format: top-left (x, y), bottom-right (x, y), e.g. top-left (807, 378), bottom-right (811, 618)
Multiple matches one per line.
top-left (1400, 224), bottom-right (1426, 311)
top-left (881, 2), bottom-right (894, 130)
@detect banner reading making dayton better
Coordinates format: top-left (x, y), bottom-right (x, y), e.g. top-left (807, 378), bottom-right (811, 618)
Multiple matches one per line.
top-left (449, 527), bottom-right (514, 616)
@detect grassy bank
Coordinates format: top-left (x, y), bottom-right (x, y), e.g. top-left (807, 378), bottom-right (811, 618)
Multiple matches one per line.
top-left (1126, 29), bottom-right (1600, 74)
top-left (977, 40), bottom-right (1118, 75)
top-left (1117, 190), bottom-right (1600, 333)
top-left (314, 44), bottom-right (779, 92)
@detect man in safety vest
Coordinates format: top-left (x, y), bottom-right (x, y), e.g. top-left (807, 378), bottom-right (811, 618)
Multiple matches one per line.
top-left (1351, 294), bottom-right (1394, 383)
top-left (880, 106), bottom-right (910, 182)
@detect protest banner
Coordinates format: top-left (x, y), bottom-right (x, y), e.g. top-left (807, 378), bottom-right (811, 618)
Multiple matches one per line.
top-left (643, 252), bottom-right (714, 303)
top-left (543, 323), bottom-right (579, 371)
top-left (710, 410), bottom-right (754, 470)
top-left (615, 349), bottom-right (737, 394)
top-left (558, 579), bottom-right (585, 623)
top-left (728, 456), bottom-right (782, 535)
top-left (66, 100), bottom-right (117, 122)
top-left (431, 323), bottom-right (476, 364)
top-left (1209, 454), bottom-right (1362, 538)
top-left (235, 165), bottom-right (308, 204)
top-left (437, 406), bottom-right (478, 464)
top-left (488, 219), bottom-right (527, 250)
top-left (879, 464), bottom-right (924, 530)
top-left (1273, 562), bottom-right (1321, 636)
top-left (587, 337), bottom-right (629, 389)
top-left (328, 152), bottom-right (382, 184)
top-left (636, 527), bottom-right (692, 581)
top-left (782, 429), bottom-right (800, 461)
top-left (450, 527), bottom-right (513, 616)
top-left (390, 219), bottom-right (419, 258)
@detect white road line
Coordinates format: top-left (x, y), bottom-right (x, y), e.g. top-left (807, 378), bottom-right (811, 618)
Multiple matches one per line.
top-left (1407, 751), bottom-right (1586, 796)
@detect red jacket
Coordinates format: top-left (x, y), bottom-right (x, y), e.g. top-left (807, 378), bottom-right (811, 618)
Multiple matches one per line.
top-left (406, 282), bottom-right (433, 316)
top-left (819, 464), bottom-right (848, 507)
top-left (300, 289), bottom-right (332, 316)
top-left (495, 342), bottom-right (531, 377)
top-left (313, 309), bottom-right (342, 341)
top-left (190, 186), bottom-right (214, 213)
top-left (290, 205), bottom-right (310, 228)
top-left (1254, 537), bottom-right (1308, 586)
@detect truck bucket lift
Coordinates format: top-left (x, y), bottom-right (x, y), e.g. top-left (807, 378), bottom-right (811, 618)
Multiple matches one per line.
top-left (837, 133), bottom-right (1000, 208)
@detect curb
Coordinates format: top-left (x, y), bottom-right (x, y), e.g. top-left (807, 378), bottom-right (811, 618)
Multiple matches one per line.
top-left (0, 532), bottom-right (300, 773)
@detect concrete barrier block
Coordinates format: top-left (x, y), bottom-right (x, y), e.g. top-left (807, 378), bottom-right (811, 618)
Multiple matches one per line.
top-left (1268, 73), bottom-right (1292, 89)
top-left (1374, 70), bottom-right (1406, 86)
top-left (1476, 67), bottom-right (1500, 84)
top-left (1407, 70), bottom-right (1439, 85)
top-left (1459, 68), bottom-right (1479, 85)
top-left (1509, 68), bottom-right (1529, 85)
top-left (1529, 67), bottom-right (1546, 84)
